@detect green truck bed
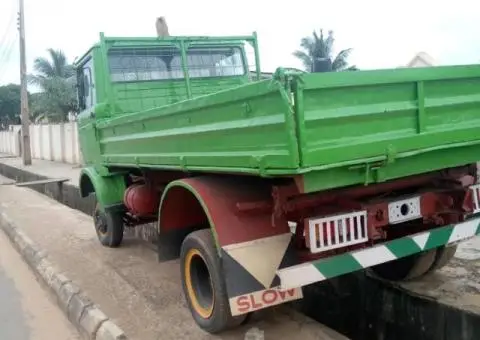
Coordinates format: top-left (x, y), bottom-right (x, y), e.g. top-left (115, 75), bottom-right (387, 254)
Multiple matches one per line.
top-left (87, 64), bottom-right (480, 193)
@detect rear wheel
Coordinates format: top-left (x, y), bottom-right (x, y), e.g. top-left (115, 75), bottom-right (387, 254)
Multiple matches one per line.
top-left (369, 249), bottom-right (437, 281)
top-left (93, 201), bottom-right (124, 247)
top-left (427, 245), bottom-right (457, 273)
top-left (180, 229), bottom-right (247, 333)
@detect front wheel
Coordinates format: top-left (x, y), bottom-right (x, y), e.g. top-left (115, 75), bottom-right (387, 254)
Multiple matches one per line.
top-left (180, 229), bottom-right (247, 333)
top-left (93, 201), bottom-right (124, 247)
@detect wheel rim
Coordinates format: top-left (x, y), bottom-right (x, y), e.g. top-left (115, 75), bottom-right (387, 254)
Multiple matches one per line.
top-left (184, 248), bottom-right (214, 319)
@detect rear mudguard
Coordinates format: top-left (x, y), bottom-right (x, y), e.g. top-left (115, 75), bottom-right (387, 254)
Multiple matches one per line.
top-left (158, 176), bottom-right (303, 316)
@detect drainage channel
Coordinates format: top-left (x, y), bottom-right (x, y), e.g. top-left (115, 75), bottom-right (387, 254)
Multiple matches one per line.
top-left (1, 160), bottom-right (480, 340)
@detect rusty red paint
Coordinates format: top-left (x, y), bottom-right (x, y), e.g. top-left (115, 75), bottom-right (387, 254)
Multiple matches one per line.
top-left (235, 201), bottom-right (271, 214)
top-left (160, 177), bottom-right (289, 247)
top-left (281, 173), bottom-right (436, 217)
top-left (303, 187), bottom-right (474, 252)
top-left (293, 176), bottom-right (305, 194)
top-left (159, 186), bottom-right (207, 232)
top-left (123, 184), bottom-right (160, 216)
top-left (283, 166), bottom-right (473, 220)
top-left (364, 202), bottom-right (388, 240)
top-left (463, 189), bottom-right (474, 213)
top-left (144, 170), bottom-right (187, 189)
top-left (158, 165), bottom-right (475, 253)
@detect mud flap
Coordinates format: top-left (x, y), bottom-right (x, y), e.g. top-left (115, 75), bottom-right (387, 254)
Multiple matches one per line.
top-left (220, 232), bottom-right (303, 316)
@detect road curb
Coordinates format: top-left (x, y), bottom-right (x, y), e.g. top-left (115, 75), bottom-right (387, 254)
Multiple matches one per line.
top-left (0, 210), bottom-right (128, 340)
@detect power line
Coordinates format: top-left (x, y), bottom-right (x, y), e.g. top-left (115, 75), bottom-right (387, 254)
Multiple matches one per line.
top-left (0, 28), bottom-right (17, 64)
top-left (0, 3), bottom-right (18, 83)
top-left (0, 37), bottom-right (18, 82)
top-left (0, 10), bottom-right (15, 49)
top-left (0, 0), bottom-right (16, 54)
top-left (0, 36), bottom-right (16, 63)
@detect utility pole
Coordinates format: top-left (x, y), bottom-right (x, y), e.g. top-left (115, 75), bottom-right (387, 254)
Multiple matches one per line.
top-left (18, 0), bottom-right (31, 165)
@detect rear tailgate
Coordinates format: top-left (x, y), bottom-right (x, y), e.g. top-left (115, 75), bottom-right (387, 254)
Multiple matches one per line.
top-left (295, 65), bottom-right (480, 171)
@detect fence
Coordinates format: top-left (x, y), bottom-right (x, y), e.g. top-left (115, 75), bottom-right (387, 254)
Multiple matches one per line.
top-left (0, 122), bottom-right (82, 165)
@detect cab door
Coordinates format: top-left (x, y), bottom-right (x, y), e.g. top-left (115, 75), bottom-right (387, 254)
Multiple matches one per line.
top-left (77, 56), bottom-right (102, 166)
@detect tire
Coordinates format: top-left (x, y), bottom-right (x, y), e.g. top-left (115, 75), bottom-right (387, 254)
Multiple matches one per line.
top-left (369, 249), bottom-right (437, 281)
top-left (93, 201), bottom-right (124, 248)
top-left (427, 245), bottom-right (457, 273)
top-left (180, 229), bottom-right (247, 333)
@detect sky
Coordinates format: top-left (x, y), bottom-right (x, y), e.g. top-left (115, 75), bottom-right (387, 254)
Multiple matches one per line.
top-left (1, 0), bottom-right (480, 88)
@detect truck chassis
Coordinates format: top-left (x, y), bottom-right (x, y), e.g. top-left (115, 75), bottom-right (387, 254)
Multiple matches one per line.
top-left (80, 162), bottom-right (480, 333)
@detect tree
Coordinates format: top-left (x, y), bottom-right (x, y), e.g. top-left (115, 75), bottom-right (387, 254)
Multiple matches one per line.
top-left (0, 84), bottom-right (21, 130)
top-left (293, 29), bottom-right (357, 72)
top-left (28, 48), bottom-right (77, 122)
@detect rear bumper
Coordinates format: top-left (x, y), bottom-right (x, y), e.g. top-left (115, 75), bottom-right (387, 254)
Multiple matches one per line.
top-left (277, 215), bottom-right (480, 289)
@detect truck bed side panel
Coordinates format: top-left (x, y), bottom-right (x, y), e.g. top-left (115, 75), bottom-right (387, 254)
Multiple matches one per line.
top-left (298, 65), bottom-right (480, 173)
top-left (97, 80), bottom-right (299, 173)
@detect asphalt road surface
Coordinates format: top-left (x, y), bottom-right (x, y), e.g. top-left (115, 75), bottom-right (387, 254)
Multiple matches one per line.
top-left (0, 230), bottom-right (79, 340)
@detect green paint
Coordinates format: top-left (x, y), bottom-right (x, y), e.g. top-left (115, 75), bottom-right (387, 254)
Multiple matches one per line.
top-left (416, 81), bottom-right (426, 133)
top-left (74, 32), bottom-right (480, 195)
top-left (280, 217), bottom-right (480, 289)
top-left (179, 40), bottom-right (192, 99)
top-left (314, 253), bottom-right (363, 278)
top-left (79, 167), bottom-right (126, 206)
top-left (386, 237), bottom-right (422, 258)
top-left (301, 140), bottom-right (480, 193)
top-left (424, 226), bottom-right (453, 249)
top-left (313, 220), bottom-right (476, 275)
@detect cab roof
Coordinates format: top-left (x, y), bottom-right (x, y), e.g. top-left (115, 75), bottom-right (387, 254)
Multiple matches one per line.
top-left (74, 32), bottom-right (257, 68)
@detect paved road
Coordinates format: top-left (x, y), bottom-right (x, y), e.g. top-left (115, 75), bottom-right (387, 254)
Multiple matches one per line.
top-left (0, 230), bottom-right (79, 340)
top-left (0, 173), bottom-right (347, 340)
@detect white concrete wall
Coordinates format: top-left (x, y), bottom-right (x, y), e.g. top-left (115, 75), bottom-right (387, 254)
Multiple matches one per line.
top-left (0, 126), bottom-right (21, 156)
top-left (0, 122), bottom-right (82, 165)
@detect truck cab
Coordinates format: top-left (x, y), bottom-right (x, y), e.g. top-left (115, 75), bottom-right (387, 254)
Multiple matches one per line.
top-left (74, 32), bottom-right (261, 166)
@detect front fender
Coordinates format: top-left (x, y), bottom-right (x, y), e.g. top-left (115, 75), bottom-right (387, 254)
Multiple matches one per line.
top-left (79, 167), bottom-right (126, 207)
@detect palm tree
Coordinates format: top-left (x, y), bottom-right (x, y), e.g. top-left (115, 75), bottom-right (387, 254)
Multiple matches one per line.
top-left (293, 29), bottom-right (357, 72)
top-left (28, 48), bottom-right (77, 122)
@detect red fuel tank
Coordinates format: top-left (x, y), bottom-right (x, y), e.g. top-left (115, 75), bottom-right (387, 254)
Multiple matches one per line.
top-left (123, 184), bottom-right (160, 216)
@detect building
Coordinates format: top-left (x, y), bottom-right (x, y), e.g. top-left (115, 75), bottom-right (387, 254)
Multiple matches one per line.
top-left (405, 52), bottom-right (435, 67)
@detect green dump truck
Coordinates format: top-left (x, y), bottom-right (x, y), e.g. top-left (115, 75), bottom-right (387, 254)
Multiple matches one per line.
top-left (75, 30), bottom-right (480, 333)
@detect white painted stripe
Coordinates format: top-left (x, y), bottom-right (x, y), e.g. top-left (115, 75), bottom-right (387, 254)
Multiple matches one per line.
top-left (352, 245), bottom-right (397, 268)
top-left (448, 219), bottom-right (479, 243)
top-left (277, 217), bottom-right (480, 290)
top-left (222, 233), bottom-right (292, 251)
top-left (277, 264), bottom-right (326, 290)
top-left (412, 233), bottom-right (429, 250)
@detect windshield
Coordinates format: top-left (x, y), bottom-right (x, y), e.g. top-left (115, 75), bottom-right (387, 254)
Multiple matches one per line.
top-left (108, 46), bottom-right (246, 82)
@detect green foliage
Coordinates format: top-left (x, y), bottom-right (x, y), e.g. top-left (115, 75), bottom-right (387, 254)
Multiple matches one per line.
top-left (0, 84), bottom-right (21, 130)
top-left (28, 48), bottom-right (77, 122)
top-left (293, 29), bottom-right (357, 72)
